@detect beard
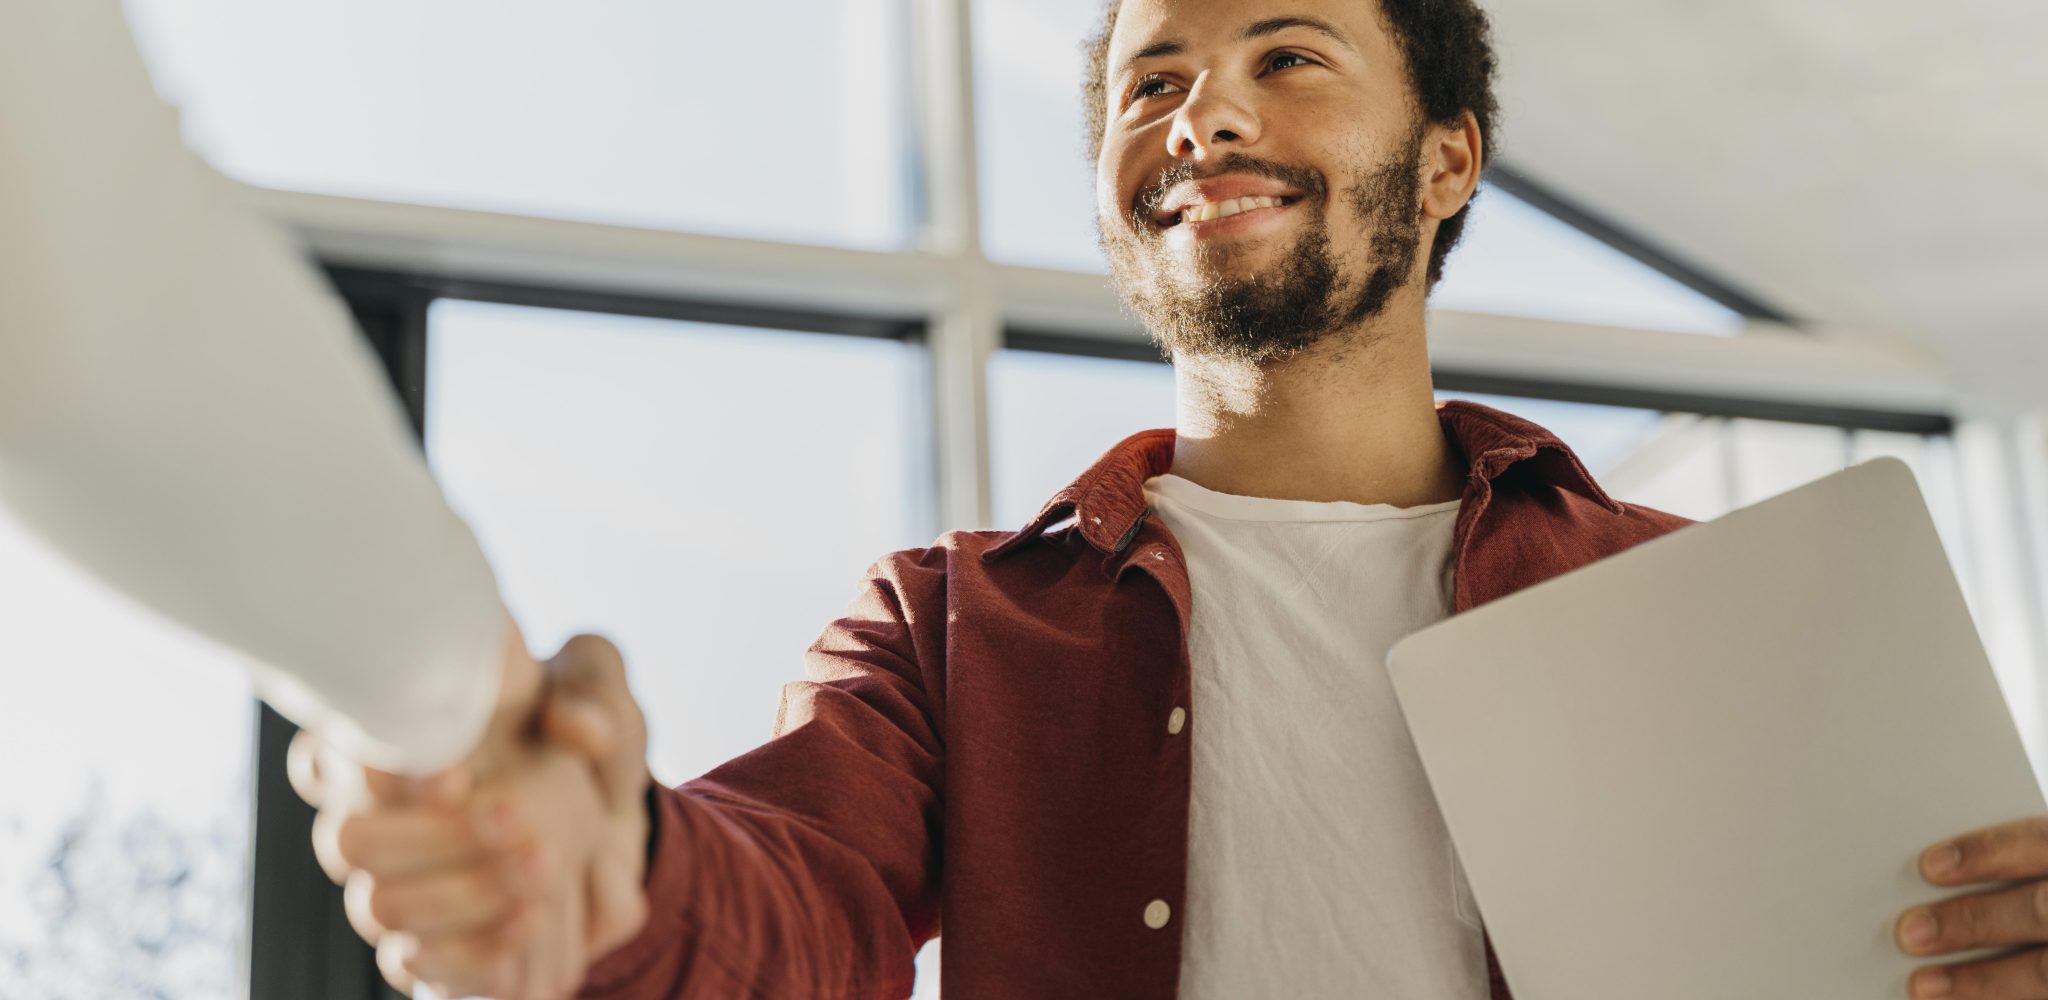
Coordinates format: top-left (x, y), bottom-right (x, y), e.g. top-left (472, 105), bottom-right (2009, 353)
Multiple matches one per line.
top-left (1099, 120), bottom-right (1428, 367)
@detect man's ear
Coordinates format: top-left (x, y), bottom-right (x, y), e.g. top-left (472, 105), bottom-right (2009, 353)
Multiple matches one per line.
top-left (1422, 110), bottom-right (1483, 223)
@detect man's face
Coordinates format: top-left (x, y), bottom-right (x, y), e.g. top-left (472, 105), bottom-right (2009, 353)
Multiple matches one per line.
top-left (1095, 0), bottom-right (1430, 365)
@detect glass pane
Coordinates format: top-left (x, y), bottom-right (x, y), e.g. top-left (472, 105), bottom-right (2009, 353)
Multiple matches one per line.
top-left (124, 0), bottom-right (914, 249)
top-left (972, 0), bottom-right (1107, 273)
top-left (425, 300), bottom-right (929, 787)
top-left (1594, 415), bottom-right (1738, 522)
top-left (1432, 188), bottom-right (1745, 336)
top-left (988, 349), bottom-right (1176, 529)
top-left (0, 518), bottom-right (252, 997)
top-left (1436, 391), bottom-right (1667, 477)
top-left (1728, 418), bottom-right (1851, 507)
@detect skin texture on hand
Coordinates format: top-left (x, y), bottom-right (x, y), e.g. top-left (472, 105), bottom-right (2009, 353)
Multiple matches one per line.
top-left (291, 620), bottom-right (653, 999)
top-left (1898, 816), bottom-right (2048, 998)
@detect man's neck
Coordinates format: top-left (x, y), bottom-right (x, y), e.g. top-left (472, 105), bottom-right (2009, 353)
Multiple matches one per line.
top-left (1164, 312), bottom-right (1464, 510)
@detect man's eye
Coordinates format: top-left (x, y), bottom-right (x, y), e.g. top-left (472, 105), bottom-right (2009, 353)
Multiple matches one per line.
top-left (1266, 51), bottom-right (1314, 72)
top-left (1130, 76), bottom-right (1178, 101)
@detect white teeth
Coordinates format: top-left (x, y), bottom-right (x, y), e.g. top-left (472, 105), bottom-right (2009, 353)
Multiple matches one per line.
top-left (1179, 195), bottom-right (1284, 224)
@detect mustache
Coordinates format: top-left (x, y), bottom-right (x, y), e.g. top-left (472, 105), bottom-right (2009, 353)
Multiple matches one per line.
top-left (1131, 152), bottom-right (1328, 221)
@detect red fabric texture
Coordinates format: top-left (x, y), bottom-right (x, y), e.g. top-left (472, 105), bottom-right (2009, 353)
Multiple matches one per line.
top-left (578, 400), bottom-right (1694, 999)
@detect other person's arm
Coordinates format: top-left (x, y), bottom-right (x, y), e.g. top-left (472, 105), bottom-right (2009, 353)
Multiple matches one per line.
top-left (0, 9), bottom-right (650, 988)
top-left (0, 0), bottom-right (502, 774)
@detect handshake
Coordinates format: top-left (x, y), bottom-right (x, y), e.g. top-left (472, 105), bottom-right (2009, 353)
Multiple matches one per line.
top-left (290, 621), bottom-right (654, 999)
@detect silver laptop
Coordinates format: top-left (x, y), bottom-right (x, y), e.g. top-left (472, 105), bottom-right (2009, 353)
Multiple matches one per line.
top-left (1386, 458), bottom-right (2043, 998)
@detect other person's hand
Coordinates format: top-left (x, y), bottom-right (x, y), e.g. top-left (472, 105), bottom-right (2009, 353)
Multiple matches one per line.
top-left (291, 625), bottom-right (652, 998)
top-left (1896, 816), bottom-right (2048, 998)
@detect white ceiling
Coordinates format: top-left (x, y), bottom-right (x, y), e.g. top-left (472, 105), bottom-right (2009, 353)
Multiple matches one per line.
top-left (1485, 0), bottom-right (2048, 412)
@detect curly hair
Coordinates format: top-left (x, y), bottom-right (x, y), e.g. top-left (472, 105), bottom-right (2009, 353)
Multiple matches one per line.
top-left (1080, 0), bottom-right (1500, 290)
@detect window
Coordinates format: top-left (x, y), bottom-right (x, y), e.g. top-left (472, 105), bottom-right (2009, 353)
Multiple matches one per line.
top-left (971, 0), bottom-right (1105, 273)
top-left (1429, 189), bottom-right (1744, 335)
top-left (990, 348), bottom-right (1176, 528)
top-left (424, 299), bottom-right (932, 784)
top-left (124, 0), bottom-right (918, 249)
top-left (0, 519), bottom-right (252, 998)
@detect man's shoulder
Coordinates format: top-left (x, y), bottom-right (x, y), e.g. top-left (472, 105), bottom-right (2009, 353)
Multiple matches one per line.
top-left (847, 522), bottom-right (1111, 629)
top-left (865, 523), bottom-right (1090, 581)
top-left (1463, 481), bottom-right (1697, 610)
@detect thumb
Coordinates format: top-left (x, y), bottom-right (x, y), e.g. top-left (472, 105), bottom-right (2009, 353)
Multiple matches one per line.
top-left (541, 633), bottom-right (647, 812)
top-left (540, 697), bottom-right (615, 769)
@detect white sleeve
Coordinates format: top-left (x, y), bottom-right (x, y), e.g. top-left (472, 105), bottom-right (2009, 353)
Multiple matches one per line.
top-left (0, 0), bottom-right (508, 774)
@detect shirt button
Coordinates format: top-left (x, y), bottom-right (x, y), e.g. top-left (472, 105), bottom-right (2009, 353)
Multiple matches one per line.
top-left (1144, 899), bottom-right (1172, 929)
top-left (1167, 707), bottom-right (1186, 735)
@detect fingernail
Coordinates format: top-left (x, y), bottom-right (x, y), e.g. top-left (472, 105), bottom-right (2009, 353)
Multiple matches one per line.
top-left (1912, 967), bottom-right (1952, 998)
top-left (1924, 844), bottom-right (1961, 879)
top-left (1900, 909), bottom-right (1937, 951)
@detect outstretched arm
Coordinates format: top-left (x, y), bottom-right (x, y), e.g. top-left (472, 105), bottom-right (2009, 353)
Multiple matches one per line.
top-left (0, 9), bottom-right (651, 991)
top-left (0, 0), bottom-right (503, 774)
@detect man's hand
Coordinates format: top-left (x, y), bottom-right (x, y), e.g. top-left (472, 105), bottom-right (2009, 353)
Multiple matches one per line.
top-left (1896, 816), bottom-right (2048, 998)
top-left (291, 624), bottom-right (653, 999)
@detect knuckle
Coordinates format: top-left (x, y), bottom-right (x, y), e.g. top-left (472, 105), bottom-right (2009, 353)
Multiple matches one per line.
top-left (286, 731), bottom-right (327, 805)
top-left (2032, 946), bottom-right (2048, 988)
top-left (344, 873), bottom-right (386, 942)
top-left (311, 816), bottom-right (352, 885)
top-left (376, 936), bottom-right (416, 995)
top-left (2030, 882), bottom-right (2048, 931)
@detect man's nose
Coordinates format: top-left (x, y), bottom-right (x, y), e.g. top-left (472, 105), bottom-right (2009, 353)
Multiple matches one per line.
top-left (1164, 74), bottom-right (1262, 160)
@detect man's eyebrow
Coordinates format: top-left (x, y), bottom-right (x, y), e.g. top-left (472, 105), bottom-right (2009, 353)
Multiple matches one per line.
top-left (1119, 16), bottom-right (1357, 81)
top-left (1240, 15), bottom-right (1357, 52)
top-left (1120, 38), bottom-right (1185, 81)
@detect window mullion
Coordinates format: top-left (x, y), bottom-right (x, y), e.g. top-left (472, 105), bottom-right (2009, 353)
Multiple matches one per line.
top-left (912, 0), bottom-right (996, 531)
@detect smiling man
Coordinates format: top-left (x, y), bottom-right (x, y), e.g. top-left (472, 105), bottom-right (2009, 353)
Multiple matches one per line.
top-left (315, 1), bottom-right (2048, 998)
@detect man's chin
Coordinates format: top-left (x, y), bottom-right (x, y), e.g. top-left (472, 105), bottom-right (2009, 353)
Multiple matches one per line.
top-left (1157, 241), bottom-right (1284, 283)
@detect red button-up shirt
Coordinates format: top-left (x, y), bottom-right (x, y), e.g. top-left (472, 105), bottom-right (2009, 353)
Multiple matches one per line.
top-left (581, 400), bottom-right (1693, 999)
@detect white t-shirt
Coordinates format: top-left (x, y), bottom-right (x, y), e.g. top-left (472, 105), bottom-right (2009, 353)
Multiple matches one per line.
top-left (1144, 473), bottom-right (1488, 999)
top-left (0, 1), bottom-right (504, 773)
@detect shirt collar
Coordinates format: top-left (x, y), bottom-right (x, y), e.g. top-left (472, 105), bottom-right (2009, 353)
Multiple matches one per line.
top-left (982, 399), bottom-right (1623, 563)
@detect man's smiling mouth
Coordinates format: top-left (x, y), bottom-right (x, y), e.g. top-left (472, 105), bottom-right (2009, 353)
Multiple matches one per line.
top-left (1147, 175), bottom-right (1309, 231)
top-left (1168, 195), bottom-right (1300, 227)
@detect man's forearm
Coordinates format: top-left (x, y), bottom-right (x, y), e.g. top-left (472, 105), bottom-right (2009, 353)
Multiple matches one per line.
top-left (577, 781), bottom-right (924, 1000)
